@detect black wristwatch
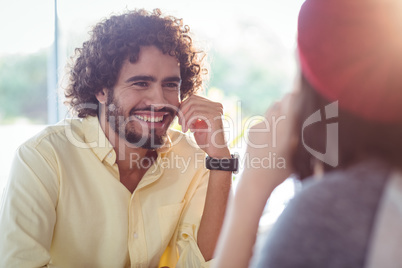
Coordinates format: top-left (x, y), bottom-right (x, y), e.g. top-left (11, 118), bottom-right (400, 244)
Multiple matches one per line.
top-left (205, 154), bottom-right (239, 174)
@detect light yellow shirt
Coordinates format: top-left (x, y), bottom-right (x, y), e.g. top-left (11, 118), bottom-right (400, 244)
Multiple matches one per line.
top-left (0, 116), bottom-right (212, 268)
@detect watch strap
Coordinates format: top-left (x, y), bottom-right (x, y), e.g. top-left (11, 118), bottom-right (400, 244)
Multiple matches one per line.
top-left (205, 154), bottom-right (239, 173)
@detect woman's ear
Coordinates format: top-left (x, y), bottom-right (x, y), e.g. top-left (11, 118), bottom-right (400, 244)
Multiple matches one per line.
top-left (95, 88), bottom-right (108, 104)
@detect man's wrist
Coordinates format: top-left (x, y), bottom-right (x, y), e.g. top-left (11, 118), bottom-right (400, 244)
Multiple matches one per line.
top-left (205, 153), bottom-right (239, 174)
top-left (205, 148), bottom-right (231, 159)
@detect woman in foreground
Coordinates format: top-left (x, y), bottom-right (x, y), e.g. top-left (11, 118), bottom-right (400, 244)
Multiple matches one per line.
top-left (213, 0), bottom-right (402, 267)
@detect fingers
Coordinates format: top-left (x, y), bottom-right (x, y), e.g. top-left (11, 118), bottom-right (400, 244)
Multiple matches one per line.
top-left (179, 95), bottom-right (223, 132)
top-left (264, 93), bottom-right (292, 119)
top-left (247, 93), bottom-right (297, 159)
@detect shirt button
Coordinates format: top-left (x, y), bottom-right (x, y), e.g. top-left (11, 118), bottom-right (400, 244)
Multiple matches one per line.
top-left (107, 153), bottom-right (112, 158)
top-left (133, 232), bottom-right (138, 239)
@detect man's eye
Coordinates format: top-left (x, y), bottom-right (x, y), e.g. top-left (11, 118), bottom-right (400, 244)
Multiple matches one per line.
top-left (133, 82), bottom-right (148, 87)
top-left (164, 83), bottom-right (179, 89)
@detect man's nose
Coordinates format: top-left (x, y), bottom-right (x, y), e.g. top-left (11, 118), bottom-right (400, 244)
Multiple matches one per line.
top-left (143, 85), bottom-right (168, 107)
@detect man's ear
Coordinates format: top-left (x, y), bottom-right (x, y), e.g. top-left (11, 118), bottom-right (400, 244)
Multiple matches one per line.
top-left (95, 88), bottom-right (108, 104)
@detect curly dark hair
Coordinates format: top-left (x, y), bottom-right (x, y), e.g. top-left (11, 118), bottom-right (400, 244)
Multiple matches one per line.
top-left (64, 9), bottom-right (207, 118)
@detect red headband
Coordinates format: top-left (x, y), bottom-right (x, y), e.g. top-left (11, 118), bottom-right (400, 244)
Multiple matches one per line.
top-left (298, 0), bottom-right (402, 122)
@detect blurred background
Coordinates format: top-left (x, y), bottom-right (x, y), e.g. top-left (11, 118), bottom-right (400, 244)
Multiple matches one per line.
top-left (0, 0), bottom-right (303, 228)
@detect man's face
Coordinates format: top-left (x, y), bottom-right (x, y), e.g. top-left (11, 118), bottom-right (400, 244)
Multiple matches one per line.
top-left (105, 46), bottom-right (181, 149)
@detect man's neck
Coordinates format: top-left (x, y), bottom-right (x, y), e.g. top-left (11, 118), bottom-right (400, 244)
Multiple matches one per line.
top-left (98, 113), bottom-right (158, 192)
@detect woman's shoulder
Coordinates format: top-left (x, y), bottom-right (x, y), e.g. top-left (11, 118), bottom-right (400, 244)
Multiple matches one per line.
top-left (301, 158), bottom-right (391, 203)
top-left (252, 159), bottom-right (393, 268)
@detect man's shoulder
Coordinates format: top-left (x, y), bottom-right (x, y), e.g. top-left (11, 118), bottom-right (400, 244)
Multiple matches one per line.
top-left (21, 118), bottom-right (85, 150)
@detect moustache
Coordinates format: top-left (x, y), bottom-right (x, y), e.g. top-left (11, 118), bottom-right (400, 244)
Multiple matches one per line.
top-left (129, 106), bottom-right (178, 117)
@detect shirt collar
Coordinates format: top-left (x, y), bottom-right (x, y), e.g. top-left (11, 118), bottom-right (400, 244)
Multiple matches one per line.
top-left (156, 132), bottom-right (173, 155)
top-left (82, 116), bottom-right (115, 164)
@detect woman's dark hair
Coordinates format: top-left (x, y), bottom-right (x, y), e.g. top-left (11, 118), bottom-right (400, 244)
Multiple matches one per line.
top-left (292, 74), bottom-right (402, 180)
top-left (64, 9), bottom-right (206, 118)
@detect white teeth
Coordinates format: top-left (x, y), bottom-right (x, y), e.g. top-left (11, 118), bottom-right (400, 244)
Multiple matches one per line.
top-left (134, 115), bottom-right (163, 123)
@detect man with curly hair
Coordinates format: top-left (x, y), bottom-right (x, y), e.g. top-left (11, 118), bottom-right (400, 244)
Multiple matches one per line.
top-left (0, 9), bottom-right (234, 267)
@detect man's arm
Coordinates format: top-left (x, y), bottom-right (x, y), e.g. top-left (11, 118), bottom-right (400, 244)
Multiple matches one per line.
top-left (0, 143), bottom-right (58, 267)
top-left (197, 168), bottom-right (232, 261)
top-left (179, 95), bottom-right (232, 261)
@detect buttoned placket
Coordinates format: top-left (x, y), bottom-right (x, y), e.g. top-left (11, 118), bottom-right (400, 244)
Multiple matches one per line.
top-left (127, 155), bottom-right (165, 268)
top-left (128, 192), bottom-right (148, 268)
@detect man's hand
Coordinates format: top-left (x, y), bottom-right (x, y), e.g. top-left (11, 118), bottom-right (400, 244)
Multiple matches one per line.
top-left (178, 95), bottom-right (230, 158)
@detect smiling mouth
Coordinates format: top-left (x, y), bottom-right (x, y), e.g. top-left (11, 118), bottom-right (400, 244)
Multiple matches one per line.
top-left (132, 111), bottom-right (175, 125)
top-left (134, 114), bottom-right (164, 123)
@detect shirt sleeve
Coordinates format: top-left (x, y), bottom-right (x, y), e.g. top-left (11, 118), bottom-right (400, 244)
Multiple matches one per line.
top-left (175, 169), bottom-right (215, 268)
top-left (0, 142), bottom-right (59, 268)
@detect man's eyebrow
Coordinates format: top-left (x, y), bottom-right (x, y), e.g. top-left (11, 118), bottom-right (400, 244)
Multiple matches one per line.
top-left (125, 75), bottom-right (156, 83)
top-left (125, 75), bottom-right (182, 84)
top-left (162, 76), bottom-right (182, 83)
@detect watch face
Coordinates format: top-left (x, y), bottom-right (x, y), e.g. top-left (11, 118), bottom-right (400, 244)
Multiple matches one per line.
top-left (206, 154), bottom-right (239, 173)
